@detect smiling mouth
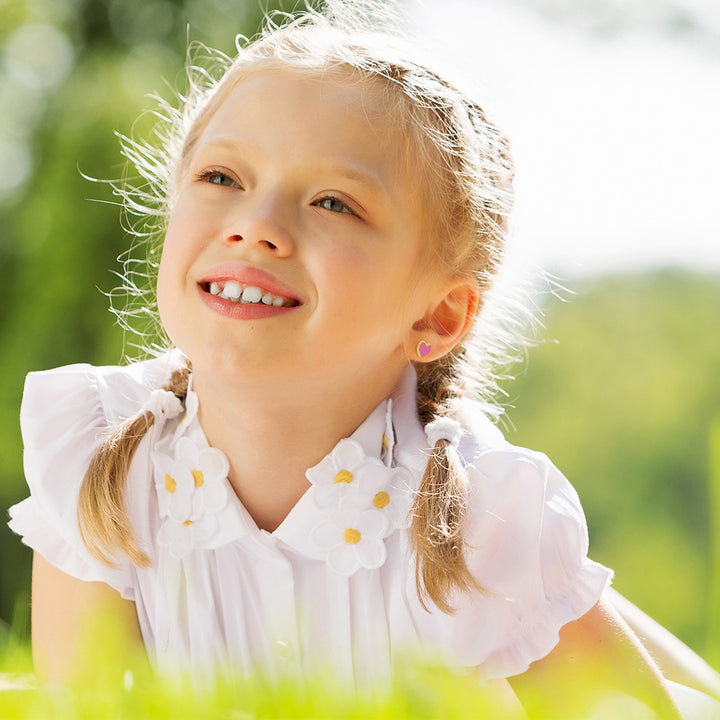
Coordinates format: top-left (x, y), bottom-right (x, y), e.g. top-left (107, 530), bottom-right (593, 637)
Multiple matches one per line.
top-left (203, 280), bottom-right (300, 308)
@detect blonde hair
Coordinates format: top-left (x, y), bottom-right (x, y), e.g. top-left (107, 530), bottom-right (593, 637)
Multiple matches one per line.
top-left (79, 1), bottom-right (515, 613)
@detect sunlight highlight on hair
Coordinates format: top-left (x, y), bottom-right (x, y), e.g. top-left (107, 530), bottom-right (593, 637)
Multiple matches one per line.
top-left (96, 0), bottom-right (543, 613)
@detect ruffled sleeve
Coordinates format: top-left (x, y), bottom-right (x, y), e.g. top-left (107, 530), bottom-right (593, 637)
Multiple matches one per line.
top-left (7, 354), bottom-right (182, 600)
top-left (410, 443), bottom-right (613, 681)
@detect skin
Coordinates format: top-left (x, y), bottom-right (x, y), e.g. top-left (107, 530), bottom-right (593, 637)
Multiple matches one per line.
top-left (31, 68), bottom-right (683, 717)
top-left (155, 69), bottom-right (473, 531)
top-left (508, 598), bottom-right (684, 719)
top-left (32, 553), bottom-right (145, 687)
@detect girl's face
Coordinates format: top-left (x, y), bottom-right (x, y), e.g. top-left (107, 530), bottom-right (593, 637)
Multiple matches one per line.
top-left (158, 68), bottom-right (444, 402)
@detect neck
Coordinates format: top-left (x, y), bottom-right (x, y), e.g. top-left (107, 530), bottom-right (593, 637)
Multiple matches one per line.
top-left (191, 366), bottom-right (405, 532)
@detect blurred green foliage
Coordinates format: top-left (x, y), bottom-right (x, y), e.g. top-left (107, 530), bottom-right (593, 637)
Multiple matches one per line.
top-left (0, 620), bottom-right (663, 720)
top-left (0, 0), bottom-right (718, 684)
top-left (0, 0), bottom-right (309, 633)
top-left (707, 417), bottom-right (720, 668)
top-left (502, 270), bottom-right (720, 662)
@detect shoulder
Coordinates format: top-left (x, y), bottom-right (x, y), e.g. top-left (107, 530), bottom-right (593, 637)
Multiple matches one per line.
top-left (9, 350), bottom-right (186, 597)
top-left (453, 397), bottom-right (581, 524)
top-left (409, 397), bottom-right (613, 678)
top-left (453, 398), bottom-right (601, 590)
top-left (20, 351), bottom-right (185, 491)
top-left (21, 350), bottom-right (186, 430)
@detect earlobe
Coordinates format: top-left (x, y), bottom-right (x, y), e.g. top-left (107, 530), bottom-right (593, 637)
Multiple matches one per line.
top-left (407, 279), bottom-right (479, 363)
top-left (415, 340), bottom-right (433, 359)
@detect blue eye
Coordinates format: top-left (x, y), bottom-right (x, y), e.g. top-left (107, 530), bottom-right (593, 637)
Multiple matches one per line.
top-left (209, 174), bottom-right (231, 186)
top-left (208, 173), bottom-right (236, 187)
top-left (197, 170), bottom-right (239, 188)
top-left (316, 196), bottom-right (354, 215)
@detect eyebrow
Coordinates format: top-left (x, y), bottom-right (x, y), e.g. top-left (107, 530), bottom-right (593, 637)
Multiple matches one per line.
top-left (196, 137), bottom-right (390, 198)
top-left (317, 162), bottom-right (388, 197)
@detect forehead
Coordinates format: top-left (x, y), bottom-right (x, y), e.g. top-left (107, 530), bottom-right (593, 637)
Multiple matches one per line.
top-left (195, 68), bottom-right (411, 180)
top-left (183, 65), bottom-right (444, 264)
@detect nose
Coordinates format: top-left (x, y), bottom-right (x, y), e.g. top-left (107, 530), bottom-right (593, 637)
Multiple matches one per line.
top-left (224, 194), bottom-right (294, 257)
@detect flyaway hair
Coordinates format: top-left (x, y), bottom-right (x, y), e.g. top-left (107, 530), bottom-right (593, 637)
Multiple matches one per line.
top-left (80, 0), bottom-right (521, 613)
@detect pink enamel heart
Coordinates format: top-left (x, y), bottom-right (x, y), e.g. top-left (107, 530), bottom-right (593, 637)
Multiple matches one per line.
top-left (416, 341), bottom-right (431, 358)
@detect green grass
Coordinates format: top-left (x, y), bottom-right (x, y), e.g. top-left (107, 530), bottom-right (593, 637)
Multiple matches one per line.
top-left (0, 622), bottom-right (670, 720)
top-left (708, 417), bottom-right (720, 669)
top-left (0, 660), bottom-right (663, 720)
top-left (0, 650), bottom-right (525, 720)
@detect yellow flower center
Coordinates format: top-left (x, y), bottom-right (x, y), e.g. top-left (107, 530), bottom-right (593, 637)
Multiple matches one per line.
top-left (343, 528), bottom-right (361, 545)
top-left (164, 474), bottom-right (177, 493)
top-left (373, 491), bottom-right (390, 509)
top-left (183, 520), bottom-right (193, 527)
top-left (382, 434), bottom-right (389, 451)
top-left (334, 470), bottom-right (353, 484)
top-left (192, 469), bottom-right (204, 488)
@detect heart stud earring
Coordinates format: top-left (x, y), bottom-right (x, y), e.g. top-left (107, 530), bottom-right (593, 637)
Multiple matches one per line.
top-left (416, 341), bottom-right (432, 359)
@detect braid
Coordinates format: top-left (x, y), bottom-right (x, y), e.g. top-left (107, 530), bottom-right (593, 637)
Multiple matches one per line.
top-left (111, 6), bottom-right (516, 614)
top-left (410, 355), bottom-right (480, 614)
top-left (77, 365), bottom-right (190, 567)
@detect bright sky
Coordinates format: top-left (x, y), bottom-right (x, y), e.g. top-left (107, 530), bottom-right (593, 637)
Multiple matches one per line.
top-left (409, 0), bottom-right (720, 276)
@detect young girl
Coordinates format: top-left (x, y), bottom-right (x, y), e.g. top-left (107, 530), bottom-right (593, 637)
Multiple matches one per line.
top-left (8, 1), bottom-right (685, 716)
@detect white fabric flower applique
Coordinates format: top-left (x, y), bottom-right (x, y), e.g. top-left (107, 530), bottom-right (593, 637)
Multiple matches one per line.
top-left (340, 462), bottom-right (414, 531)
top-left (312, 507), bottom-right (389, 575)
top-left (170, 387), bottom-right (199, 444)
top-left (154, 436), bottom-right (230, 558)
top-left (307, 439), bottom-right (377, 509)
top-left (308, 437), bottom-right (415, 575)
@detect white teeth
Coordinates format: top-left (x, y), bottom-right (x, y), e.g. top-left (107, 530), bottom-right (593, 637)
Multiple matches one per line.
top-left (223, 280), bottom-right (243, 300)
top-left (241, 286), bottom-right (263, 304)
top-left (208, 279), bottom-right (293, 307)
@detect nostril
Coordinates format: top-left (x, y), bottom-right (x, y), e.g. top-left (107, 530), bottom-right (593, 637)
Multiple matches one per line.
top-left (226, 235), bottom-right (278, 250)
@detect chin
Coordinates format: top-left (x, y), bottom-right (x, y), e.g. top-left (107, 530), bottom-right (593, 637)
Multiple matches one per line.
top-left (188, 343), bottom-right (282, 383)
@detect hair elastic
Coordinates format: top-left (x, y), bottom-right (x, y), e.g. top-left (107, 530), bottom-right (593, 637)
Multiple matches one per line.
top-left (425, 417), bottom-right (463, 449)
top-left (416, 340), bottom-right (432, 359)
top-left (141, 388), bottom-right (184, 423)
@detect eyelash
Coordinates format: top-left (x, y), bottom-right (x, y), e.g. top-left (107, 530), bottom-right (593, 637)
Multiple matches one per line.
top-left (313, 195), bottom-right (358, 218)
top-left (194, 169), bottom-right (361, 219)
top-left (195, 168), bottom-right (240, 188)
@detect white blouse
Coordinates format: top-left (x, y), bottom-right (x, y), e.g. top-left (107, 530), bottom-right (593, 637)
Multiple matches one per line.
top-left (9, 351), bottom-right (612, 687)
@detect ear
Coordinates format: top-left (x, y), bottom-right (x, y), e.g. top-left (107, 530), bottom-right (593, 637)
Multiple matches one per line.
top-left (405, 278), bottom-right (479, 363)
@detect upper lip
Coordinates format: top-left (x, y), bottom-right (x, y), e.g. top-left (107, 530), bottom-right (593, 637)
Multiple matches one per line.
top-left (198, 262), bottom-right (303, 304)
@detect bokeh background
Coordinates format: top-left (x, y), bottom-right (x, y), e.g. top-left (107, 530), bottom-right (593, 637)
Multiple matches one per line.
top-left (1, 0), bottom-right (718, 673)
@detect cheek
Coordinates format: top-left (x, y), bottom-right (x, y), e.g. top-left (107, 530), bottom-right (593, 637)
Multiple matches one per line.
top-left (322, 247), bottom-right (421, 333)
top-left (157, 208), bottom-right (197, 285)
top-left (155, 243), bottom-right (175, 335)
top-left (306, 240), bottom-right (364, 292)
top-left (155, 223), bottom-right (187, 326)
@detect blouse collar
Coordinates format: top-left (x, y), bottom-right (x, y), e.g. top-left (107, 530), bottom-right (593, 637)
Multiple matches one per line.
top-left (150, 365), bottom-right (424, 572)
